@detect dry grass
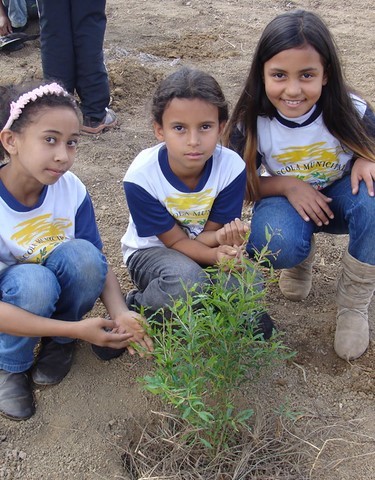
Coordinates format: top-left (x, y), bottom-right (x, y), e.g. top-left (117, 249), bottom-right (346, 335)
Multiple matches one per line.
top-left (119, 407), bottom-right (375, 480)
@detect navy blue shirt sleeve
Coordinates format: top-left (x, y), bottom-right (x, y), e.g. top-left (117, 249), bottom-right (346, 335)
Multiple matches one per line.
top-left (208, 169), bottom-right (246, 224)
top-left (75, 192), bottom-right (103, 249)
top-left (124, 181), bottom-right (175, 237)
top-left (363, 106), bottom-right (375, 138)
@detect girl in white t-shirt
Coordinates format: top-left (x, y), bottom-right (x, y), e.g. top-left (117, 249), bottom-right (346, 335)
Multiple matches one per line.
top-left (225, 10), bottom-right (375, 361)
top-left (0, 81), bottom-right (152, 421)
top-left (122, 67), bottom-right (275, 343)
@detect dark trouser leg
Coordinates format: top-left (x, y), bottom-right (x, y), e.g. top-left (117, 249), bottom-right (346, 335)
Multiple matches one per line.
top-left (37, 0), bottom-right (110, 119)
top-left (71, 0), bottom-right (110, 119)
top-left (38, 0), bottom-right (76, 93)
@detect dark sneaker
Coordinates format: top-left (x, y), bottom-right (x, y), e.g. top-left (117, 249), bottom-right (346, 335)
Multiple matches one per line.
top-left (0, 369), bottom-right (35, 420)
top-left (248, 311), bottom-right (276, 340)
top-left (81, 108), bottom-right (117, 134)
top-left (2, 41), bottom-right (24, 52)
top-left (0, 32), bottom-right (39, 52)
top-left (91, 344), bottom-right (126, 361)
top-left (12, 24), bottom-right (28, 33)
top-left (125, 289), bottom-right (138, 310)
top-left (31, 338), bottom-right (75, 386)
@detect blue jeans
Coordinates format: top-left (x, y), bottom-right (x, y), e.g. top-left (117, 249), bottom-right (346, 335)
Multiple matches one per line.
top-left (248, 175), bottom-right (375, 268)
top-left (37, 0), bottom-right (110, 119)
top-left (0, 240), bottom-right (108, 373)
top-left (2, 0), bottom-right (37, 28)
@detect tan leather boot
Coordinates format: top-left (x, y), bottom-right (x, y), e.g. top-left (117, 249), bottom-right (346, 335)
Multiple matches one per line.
top-left (334, 250), bottom-right (375, 360)
top-left (279, 237), bottom-right (316, 301)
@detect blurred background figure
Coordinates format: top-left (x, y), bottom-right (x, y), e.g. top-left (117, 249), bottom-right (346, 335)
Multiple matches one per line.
top-left (37, 0), bottom-right (117, 135)
top-left (0, 0), bottom-right (38, 34)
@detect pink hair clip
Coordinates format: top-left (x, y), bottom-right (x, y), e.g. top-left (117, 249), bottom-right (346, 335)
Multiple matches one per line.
top-left (2, 82), bottom-right (69, 131)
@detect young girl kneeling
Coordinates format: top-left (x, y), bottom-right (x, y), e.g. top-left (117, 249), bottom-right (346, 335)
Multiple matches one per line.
top-left (225, 10), bottom-right (375, 361)
top-left (121, 67), bottom-right (275, 341)
top-left (0, 82), bottom-right (152, 421)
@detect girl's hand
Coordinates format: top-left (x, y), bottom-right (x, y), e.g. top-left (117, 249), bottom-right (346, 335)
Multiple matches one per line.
top-left (285, 181), bottom-right (334, 226)
top-left (215, 218), bottom-right (249, 246)
top-left (113, 310), bottom-right (154, 357)
top-left (75, 317), bottom-right (134, 348)
top-left (351, 157), bottom-right (375, 197)
top-left (0, 11), bottom-right (12, 36)
top-left (216, 244), bottom-right (243, 271)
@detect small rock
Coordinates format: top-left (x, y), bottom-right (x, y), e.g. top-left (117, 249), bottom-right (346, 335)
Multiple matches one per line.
top-left (18, 451), bottom-right (27, 460)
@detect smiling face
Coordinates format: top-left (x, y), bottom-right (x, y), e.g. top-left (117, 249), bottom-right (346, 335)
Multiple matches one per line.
top-left (153, 97), bottom-right (225, 182)
top-left (263, 44), bottom-right (328, 118)
top-left (11, 106), bottom-right (80, 185)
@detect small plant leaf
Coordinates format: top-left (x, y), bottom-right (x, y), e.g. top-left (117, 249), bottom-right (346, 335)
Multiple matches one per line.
top-left (140, 237), bottom-right (294, 452)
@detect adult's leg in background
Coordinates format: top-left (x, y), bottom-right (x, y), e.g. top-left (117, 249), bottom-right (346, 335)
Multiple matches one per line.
top-left (70, 0), bottom-right (110, 120)
top-left (37, 0), bottom-right (75, 93)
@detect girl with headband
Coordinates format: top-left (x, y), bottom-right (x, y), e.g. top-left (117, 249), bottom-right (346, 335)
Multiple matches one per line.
top-left (0, 81), bottom-right (153, 421)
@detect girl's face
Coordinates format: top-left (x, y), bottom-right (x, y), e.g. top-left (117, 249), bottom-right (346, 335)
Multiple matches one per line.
top-left (263, 44), bottom-right (327, 118)
top-left (8, 106), bottom-right (80, 185)
top-left (153, 97), bottom-right (225, 182)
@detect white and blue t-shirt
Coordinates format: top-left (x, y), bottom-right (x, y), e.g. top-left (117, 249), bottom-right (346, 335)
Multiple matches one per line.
top-left (230, 94), bottom-right (375, 190)
top-left (0, 170), bottom-right (102, 269)
top-left (121, 143), bottom-right (246, 263)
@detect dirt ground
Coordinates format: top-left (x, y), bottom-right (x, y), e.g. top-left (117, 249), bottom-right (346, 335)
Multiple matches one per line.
top-left (1, 0), bottom-right (375, 478)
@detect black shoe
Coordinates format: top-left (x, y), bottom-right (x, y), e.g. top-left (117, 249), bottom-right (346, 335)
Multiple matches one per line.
top-left (12, 24), bottom-right (28, 33)
top-left (0, 32), bottom-right (39, 52)
top-left (0, 369), bottom-right (35, 420)
top-left (31, 338), bottom-right (75, 385)
top-left (91, 344), bottom-right (126, 361)
top-left (249, 311), bottom-right (276, 340)
top-left (125, 289), bottom-right (138, 310)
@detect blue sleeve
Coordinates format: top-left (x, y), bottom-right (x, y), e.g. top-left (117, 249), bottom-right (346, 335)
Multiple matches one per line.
top-left (124, 181), bottom-right (175, 237)
top-left (208, 169), bottom-right (246, 224)
top-left (363, 106), bottom-right (375, 138)
top-left (74, 192), bottom-right (103, 249)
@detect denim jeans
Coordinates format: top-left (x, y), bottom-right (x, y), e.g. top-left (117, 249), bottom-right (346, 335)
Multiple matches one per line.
top-left (127, 247), bottom-right (209, 315)
top-left (0, 239), bottom-right (108, 372)
top-left (247, 174), bottom-right (375, 268)
top-left (2, 0), bottom-right (37, 28)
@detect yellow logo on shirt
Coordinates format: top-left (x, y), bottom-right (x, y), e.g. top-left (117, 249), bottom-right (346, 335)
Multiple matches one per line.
top-left (165, 190), bottom-right (214, 236)
top-left (272, 142), bottom-right (346, 188)
top-left (11, 214), bottom-right (72, 263)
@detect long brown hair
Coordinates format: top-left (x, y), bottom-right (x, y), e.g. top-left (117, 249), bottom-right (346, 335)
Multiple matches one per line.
top-left (223, 9), bottom-right (375, 203)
